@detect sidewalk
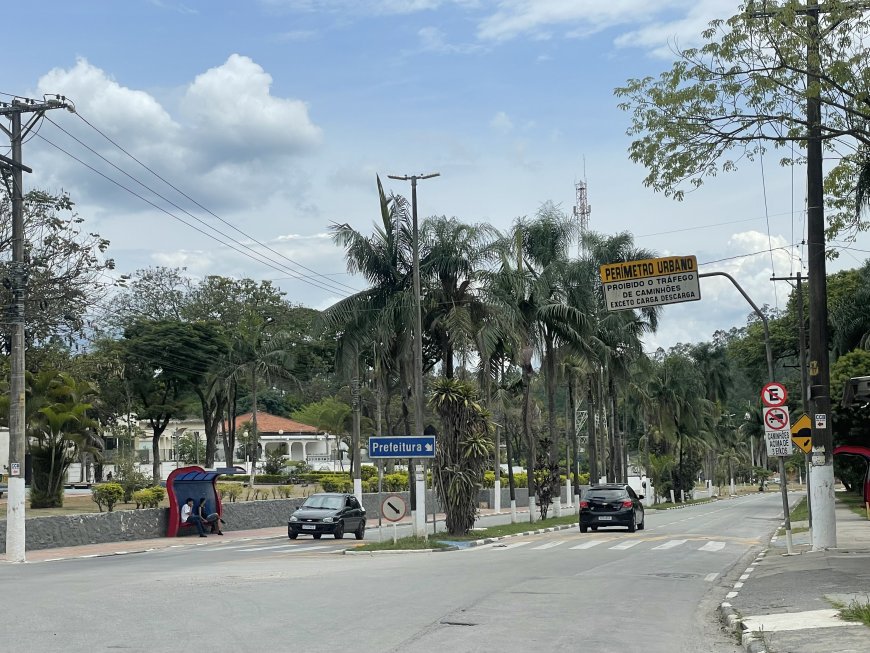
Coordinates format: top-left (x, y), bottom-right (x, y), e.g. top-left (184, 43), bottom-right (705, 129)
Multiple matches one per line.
top-left (720, 500), bottom-right (870, 653)
top-left (2, 506), bottom-right (533, 564)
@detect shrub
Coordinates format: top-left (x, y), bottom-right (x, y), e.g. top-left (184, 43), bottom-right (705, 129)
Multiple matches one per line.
top-left (273, 485), bottom-right (293, 499)
top-left (382, 472), bottom-right (409, 492)
top-left (92, 483), bottom-right (124, 513)
top-left (320, 474), bottom-right (353, 492)
top-left (131, 486), bottom-right (165, 509)
top-left (360, 465), bottom-right (378, 481)
top-left (217, 482), bottom-right (243, 503)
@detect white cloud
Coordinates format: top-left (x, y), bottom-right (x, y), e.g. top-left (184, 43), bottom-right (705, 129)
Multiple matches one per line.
top-left (417, 26), bottom-right (482, 54)
top-left (490, 111), bottom-right (514, 133)
top-left (180, 54), bottom-right (322, 158)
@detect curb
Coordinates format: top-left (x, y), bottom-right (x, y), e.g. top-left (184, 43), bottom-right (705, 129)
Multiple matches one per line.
top-left (344, 547), bottom-right (458, 556)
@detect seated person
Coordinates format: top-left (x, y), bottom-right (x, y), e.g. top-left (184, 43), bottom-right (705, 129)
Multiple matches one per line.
top-left (198, 497), bottom-right (224, 535)
top-left (180, 497), bottom-right (207, 537)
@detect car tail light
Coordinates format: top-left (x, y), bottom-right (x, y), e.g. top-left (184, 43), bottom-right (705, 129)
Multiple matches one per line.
top-left (622, 500), bottom-right (633, 508)
top-left (579, 500), bottom-right (589, 508)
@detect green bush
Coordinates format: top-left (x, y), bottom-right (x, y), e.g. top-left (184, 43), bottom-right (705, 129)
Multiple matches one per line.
top-left (132, 486), bottom-right (166, 509)
top-left (382, 472), bottom-right (409, 492)
top-left (92, 483), bottom-right (124, 513)
top-left (253, 474), bottom-right (287, 484)
top-left (320, 474), bottom-right (353, 492)
top-left (217, 482), bottom-right (243, 503)
top-left (273, 485), bottom-right (293, 499)
top-left (217, 474), bottom-right (249, 482)
top-left (360, 465), bottom-right (378, 481)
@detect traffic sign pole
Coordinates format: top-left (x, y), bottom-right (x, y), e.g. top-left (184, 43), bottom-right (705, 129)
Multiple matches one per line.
top-left (762, 387), bottom-right (795, 556)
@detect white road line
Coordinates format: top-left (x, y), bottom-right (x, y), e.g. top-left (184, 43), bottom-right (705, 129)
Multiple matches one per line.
top-left (237, 544), bottom-right (327, 553)
top-left (609, 540), bottom-right (641, 550)
top-left (498, 541), bottom-right (533, 550)
top-left (532, 540), bottom-right (566, 550)
top-left (705, 573), bottom-right (719, 582)
top-left (651, 539), bottom-right (687, 550)
top-left (570, 540), bottom-right (608, 550)
top-left (699, 541), bottom-right (726, 552)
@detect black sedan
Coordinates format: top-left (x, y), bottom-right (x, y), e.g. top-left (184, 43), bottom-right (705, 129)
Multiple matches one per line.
top-left (288, 493), bottom-right (366, 540)
top-left (579, 484), bottom-right (645, 533)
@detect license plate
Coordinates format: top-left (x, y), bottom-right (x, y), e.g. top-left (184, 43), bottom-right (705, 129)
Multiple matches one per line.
top-left (597, 516), bottom-right (612, 521)
top-left (302, 524), bottom-right (316, 530)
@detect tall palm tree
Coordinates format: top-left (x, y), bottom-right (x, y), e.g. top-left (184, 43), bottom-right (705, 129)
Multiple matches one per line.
top-left (421, 216), bottom-right (497, 379)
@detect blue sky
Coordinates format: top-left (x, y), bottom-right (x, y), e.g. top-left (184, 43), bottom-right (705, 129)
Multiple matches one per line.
top-left (5, 0), bottom-right (868, 352)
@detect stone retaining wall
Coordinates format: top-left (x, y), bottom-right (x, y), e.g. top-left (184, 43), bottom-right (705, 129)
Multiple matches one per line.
top-left (0, 491), bottom-right (445, 553)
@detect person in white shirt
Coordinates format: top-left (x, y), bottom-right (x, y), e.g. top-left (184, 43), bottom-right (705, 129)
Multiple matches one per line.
top-left (181, 497), bottom-right (207, 537)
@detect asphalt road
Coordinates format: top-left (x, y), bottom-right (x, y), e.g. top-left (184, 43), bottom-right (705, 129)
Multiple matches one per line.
top-left (0, 493), bottom-right (788, 653)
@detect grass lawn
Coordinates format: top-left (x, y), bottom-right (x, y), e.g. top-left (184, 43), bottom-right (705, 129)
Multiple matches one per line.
top-left (836, 492), bottom-right (870, 519)
top-left (790, 497), bottom-right (809, 522)
top-left (355, 536), bottom-right (452, 552)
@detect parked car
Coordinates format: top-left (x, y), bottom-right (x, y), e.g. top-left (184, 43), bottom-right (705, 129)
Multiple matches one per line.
top-left (288, 492), bottom-right (366, 540)
top-left (579, 484), bottom-right (645, 533)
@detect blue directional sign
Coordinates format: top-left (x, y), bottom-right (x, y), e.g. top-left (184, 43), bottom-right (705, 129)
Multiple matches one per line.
top-left (368, 436), bottom-right (436, 459)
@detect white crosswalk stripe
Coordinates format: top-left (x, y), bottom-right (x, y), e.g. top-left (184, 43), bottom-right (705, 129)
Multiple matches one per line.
top-left (651, 539), bottom-right (687, 550)
top-left (532, 540), bottom-right (566, 550)
top-left (609, 540), bottom-right (641, 550)
top-left (570, 540), bottom-right (609, 550)
top-left (698, 541), bottom-right (726, 552)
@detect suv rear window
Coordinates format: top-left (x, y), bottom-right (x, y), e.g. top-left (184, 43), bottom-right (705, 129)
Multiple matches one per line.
top-left (586, 489), bottom-right (627, 500)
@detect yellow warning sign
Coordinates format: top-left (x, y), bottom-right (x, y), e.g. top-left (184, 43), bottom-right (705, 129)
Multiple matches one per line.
top-left (791, 414), bottom-right (812, 454)
top-left (599, 255), bottom-right (698, 284)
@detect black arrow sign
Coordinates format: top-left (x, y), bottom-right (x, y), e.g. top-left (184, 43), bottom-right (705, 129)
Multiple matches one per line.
top-left (387, 501), bottom-right (401, 515)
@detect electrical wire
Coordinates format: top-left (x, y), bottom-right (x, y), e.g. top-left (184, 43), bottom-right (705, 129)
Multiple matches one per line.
top-left (758, 144), bottom-right (779, 308)
top-left (41, 116), bottom-right (355, 297)
top-left (34, 131), bottom-right (351, 298)
top-left (67, 111), bottom-right (361, 295)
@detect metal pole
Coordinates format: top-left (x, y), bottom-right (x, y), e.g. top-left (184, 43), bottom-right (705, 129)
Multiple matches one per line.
top-left (387, 172), bottom-right (439, 537)
top-left (700, 271), bottom-right (794, 554)
top-left (5, 109), bottom-right (26, 563)
top-left (352, 357), bottom-right (362, 502)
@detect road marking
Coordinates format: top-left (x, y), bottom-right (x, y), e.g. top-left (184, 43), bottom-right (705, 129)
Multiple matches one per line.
top-left (705, 573), bottom-right (719, 582)
top-left (499, 541), bottom-right (533, 550)
top-left (532, 540), bottom-right (566, 550)
top-left (651, 540), bottom-right (687, 550)
top-left (699, 541), bottom-right (726, 552)
top-left (609, 540), bottom-right (641, 550)
top-left (570, 540), bottom-right (609, 550)
top-left (237, 544), bottom-right (329, 553)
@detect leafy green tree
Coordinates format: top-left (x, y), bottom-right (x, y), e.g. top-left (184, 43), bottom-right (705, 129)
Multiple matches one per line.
top-left (430, 378), bottom-right (494, 535)
top-left (176, 432), bottom-right (206, 465)
top-left (615, 1), bottom-right (870, 240)
top-left (0, 188), bottom-right (114, 351)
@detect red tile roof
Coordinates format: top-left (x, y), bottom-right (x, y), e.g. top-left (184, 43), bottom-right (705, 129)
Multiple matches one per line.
top-left (230, 412), bottom-right (321, 434)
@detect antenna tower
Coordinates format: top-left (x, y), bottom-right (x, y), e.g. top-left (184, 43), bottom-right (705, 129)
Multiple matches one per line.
top-left (573, 179), bottom-right (591, 256)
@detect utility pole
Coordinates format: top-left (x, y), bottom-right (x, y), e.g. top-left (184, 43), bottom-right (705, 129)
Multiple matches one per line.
top-left (1, 95), bottom-right (74, 563)
top-left (387, 172), bottom-right (439, 538)
top-left (351, 355), bottom-right (362, 502)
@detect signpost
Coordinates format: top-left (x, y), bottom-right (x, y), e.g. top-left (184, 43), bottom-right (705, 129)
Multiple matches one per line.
top-left (600, 255), bottom-right (701, 312)
top-left (368, 436), bottom-right (435, 459)
top-left (380, 494), bottom-right (407, 544)
top-left (761, 385), bottom-right (795, 554)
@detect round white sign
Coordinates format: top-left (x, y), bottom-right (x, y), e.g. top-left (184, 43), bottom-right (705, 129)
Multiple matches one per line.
top-left (380, 495), bottom-right (407, 522)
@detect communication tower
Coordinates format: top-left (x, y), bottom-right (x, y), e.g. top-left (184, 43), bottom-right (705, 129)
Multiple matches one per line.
top-left (573, 179), bottom-right (591, 256)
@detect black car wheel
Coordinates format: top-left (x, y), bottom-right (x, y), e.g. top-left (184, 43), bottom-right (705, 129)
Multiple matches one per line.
top-left (313, 533), bottom-right (322, 539)
top-left (628, 513), bottom-right (636, 533)
top-left (579, 524), bottom-right (588, 533)
top-left (288, 530), bottom-right (298, 540)
top-left (333, 522), bottom-right (344, 539)
top-left (354, 521), bottom-right (365, 540)
top-left (637, 515), bottom-right (645, 531)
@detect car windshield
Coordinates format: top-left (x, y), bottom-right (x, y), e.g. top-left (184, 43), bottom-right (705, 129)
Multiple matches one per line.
top-left (302, 496), bottom-right (343, 510)
top-left (587, 489), bottom-right (627, 501)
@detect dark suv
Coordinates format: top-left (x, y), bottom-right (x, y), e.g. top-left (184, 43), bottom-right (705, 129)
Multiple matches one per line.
top-left (579, 484), bottom-right (645, 533)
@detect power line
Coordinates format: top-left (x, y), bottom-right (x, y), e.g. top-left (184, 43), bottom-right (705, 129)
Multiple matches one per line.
top-left (67, 111), bottom-right (361, 294)
top-left (35, 131), bottom-right (350, 297)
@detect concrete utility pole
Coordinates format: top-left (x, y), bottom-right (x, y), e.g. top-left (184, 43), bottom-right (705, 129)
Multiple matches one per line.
top-left (1, 96), bottom-right (74, 563)
top-left (351, 356), bottom-right (362, 502)
top-left (744, 0), bottom-right (870, 550)
top-left (387, 172), bottom-right (439, 538)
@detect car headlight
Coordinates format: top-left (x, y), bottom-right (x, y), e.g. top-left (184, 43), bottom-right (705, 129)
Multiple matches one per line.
top-left (289, 515), bottom-right (299, 522)
top-left (323, 517), bottom-right (334, 523)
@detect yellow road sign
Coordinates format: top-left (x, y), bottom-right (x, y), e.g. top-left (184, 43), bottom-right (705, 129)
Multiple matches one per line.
top-left (791, 414), bottom-right (812, 454)
top-left (599, 255), bottom-right (698, 284)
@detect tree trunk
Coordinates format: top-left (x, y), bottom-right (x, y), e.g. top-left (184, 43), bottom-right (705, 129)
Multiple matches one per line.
top-left (587, 379), bottom-right (598, 485)
top-left (520, 344), bottom-right (535, 521)
top-left (250, 370), bottom-right (258, 487)
top-left (568, 377), bottom-right (579, 497)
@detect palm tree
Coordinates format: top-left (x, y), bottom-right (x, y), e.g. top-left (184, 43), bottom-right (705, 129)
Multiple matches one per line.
top-left (420, 216), bottom-right (497, 379)
top-left (223, 313), bottom-right (296, 484)
top-left (430, 377), bottom-right (494, 535)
